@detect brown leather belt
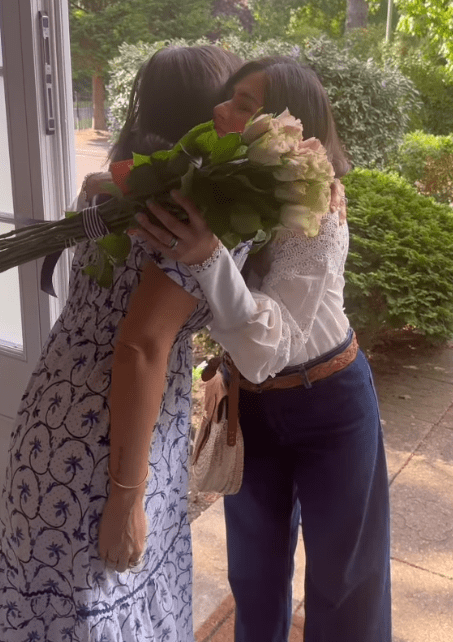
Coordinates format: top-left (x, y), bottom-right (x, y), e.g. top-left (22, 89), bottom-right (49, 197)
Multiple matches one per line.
top-left (236, 333), bottom-right (359, 393)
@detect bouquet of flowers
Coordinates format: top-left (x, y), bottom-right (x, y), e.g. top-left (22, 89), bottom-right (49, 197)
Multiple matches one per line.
top-left (0, 110), bottom-right (335, 290)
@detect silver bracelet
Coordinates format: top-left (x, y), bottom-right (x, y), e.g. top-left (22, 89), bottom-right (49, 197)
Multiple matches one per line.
top-left (190, 240), bottom-right (223, 273)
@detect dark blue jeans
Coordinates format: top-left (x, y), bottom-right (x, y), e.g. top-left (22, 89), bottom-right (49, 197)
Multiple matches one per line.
top-left (224, 347), bottom-right (391, 642)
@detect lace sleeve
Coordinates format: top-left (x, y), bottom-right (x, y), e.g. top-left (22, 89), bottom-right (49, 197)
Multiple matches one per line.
top-left (206, 213), bottom-right (349, 382)
top-left (265, 214), bottom-right (349, 288)
top-left (261, 214), bottom-right (349, 346)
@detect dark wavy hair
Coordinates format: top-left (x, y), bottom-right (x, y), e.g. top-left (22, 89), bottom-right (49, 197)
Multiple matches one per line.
top-left (223, 57), bottom-right (350, 177)
top-left (110, 45), bottom-right (242, 162)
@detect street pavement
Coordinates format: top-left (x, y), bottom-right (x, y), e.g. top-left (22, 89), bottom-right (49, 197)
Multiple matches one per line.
top-left (74, 129), bottom-right (110, 193)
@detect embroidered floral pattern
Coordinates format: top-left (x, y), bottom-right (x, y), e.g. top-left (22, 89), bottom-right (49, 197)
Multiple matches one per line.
top-left (0, 236), bottom-right (250, 641)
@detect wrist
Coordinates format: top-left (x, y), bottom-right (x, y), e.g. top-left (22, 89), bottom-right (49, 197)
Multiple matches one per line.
top-left (108, 463), bottom-right (149, 491)
top-left (108, 483), bottom-right (146, 501)
top-left (187, 238), bottom-right (223, 272)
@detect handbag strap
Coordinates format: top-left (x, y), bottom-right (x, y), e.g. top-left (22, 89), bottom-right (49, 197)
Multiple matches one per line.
top-left (201, 353), bottom-right (240, 447)
top-left (226, 359), bottom-right (240, 447)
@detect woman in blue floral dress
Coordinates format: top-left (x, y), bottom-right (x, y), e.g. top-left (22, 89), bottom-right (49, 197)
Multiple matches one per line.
top-left (0, 46), bottom-right (245, 642)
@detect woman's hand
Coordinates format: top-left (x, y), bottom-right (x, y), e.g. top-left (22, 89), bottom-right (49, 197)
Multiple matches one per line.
top-left (98, 486), bottom-right (147, 573)
top-left (133, 190), bottom-right (219, 266)
top-left (330, 179), bottom-right (347, 224)
top-left (84, 172), bottom-right (113, 203)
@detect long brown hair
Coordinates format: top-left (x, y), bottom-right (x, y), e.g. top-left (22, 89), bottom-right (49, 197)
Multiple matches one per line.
top-left (110, 45), bottom-right (242, 162)
top-left (224, 57), bottom-right (350, 178)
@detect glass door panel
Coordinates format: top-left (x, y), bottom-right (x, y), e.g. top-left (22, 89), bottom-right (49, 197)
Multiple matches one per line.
top-left (0, 28), bottom-right (23, 350)
top-left (0, 32), bottom-right (13, 213)
top-left (0, 0), bottom-right (75, 486)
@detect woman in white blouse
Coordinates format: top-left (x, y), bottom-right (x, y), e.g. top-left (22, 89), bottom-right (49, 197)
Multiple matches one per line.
top-left (137, 57), bottom-right (391, 642)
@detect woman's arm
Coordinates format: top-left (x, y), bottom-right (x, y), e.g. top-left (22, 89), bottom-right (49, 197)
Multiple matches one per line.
top-left (98, 258), bottom-right (198, 571)
top-left (134, 193), bottom-right (348, 383)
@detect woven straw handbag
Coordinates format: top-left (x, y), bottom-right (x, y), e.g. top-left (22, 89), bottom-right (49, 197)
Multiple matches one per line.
top-left (191, 358), bottom-right (243, 495)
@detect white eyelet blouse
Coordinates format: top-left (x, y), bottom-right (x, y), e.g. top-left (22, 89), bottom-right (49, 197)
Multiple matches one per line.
top-left (188, 211), bottom-right (350, 384)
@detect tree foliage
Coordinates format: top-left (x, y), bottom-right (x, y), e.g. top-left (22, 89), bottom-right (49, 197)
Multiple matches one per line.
top-left (249, 0), bottom-right (300, 39)
top-left (69, 0), bottom-right (236, 78)
top-left (69, 0), bottom-right (152, 77)
top-left (287, 0), bottom-right (346, 40)
top-left (395, 0), bottom-right (453, 73)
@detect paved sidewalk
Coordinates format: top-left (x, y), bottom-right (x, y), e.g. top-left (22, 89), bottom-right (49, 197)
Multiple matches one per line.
top-left (74, 129), bottom-right (110, 193)
top-left (191, 339), bottom-right (453, 641)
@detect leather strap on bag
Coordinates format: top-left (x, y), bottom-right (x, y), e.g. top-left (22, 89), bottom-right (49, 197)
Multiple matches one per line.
top-left (227, 361), bottom-right (240, 447)
top-left (201, 354), bottom-right (240, 447)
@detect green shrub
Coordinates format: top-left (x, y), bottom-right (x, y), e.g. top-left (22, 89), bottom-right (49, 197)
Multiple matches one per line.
top-left (393, 131), bottom-right (453, 204)
top-left (106, 36), bottom-right (419, 170)
top-left (343, 168), bottom-right (453, 344)
top-left (304, 37), bottom-right (421, 169)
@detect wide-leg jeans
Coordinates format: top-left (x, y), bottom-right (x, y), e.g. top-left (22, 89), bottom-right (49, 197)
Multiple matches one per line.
top-left (224, 348), bottom-right (391, 642)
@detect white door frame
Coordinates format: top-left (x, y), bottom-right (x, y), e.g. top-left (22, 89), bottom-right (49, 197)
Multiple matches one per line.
top-left (0, 0), bottom-right (75, 470)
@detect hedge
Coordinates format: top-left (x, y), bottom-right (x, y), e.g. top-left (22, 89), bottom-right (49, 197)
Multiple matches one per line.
top-left (343, 168), bottom-right (453, 344)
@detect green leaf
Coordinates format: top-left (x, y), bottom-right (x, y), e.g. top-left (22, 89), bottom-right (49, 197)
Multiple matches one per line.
top-left (210, 133), bottom-right (244, 165)
top-left (176, 120), bottom-right (216, 151)
top-left (98, 181), bottom-right (124, 200)
top-left (151, 149), bottom-right (174, 162)
top-left (166, 151), bottom-right (192, 177)
top-left (132, 152), bottom-right (152, 168)
top-left (83, 265), bottom-right (98, 278)
top-left (96, 260), bottom-right (114, 289)
top-left (250, 229), bottom-right (272, 254)
top-left (230, 205), bottom-right (263, 235)
top-left (97, 233), bottom-right (131, 264)
top-left (180, 163), bottom-right (195, 197)
top-left (194, 130), bottom-right (220, 155)
top-left (126, 164), bottom-right (165, 197)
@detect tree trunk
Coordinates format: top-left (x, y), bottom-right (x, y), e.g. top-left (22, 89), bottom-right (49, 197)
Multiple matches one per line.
top-left (92, 74), bottom-right (106, 131)
top-left (345, 0), bottom-right (369, 32)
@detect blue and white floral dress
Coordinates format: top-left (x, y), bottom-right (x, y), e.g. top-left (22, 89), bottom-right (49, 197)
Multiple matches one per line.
top-left (0, 236), bottom-right (249, 642)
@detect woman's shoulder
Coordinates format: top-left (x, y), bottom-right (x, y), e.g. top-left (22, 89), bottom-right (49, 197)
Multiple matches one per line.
top-left (271, 212), bottom-right (347, 253)
top-left (264, 212), bottom-right (349, 280)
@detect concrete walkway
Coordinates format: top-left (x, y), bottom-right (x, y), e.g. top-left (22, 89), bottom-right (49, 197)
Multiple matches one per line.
top-left (191, 339), bottom-right (453, 641)
top-left (74, 129), bottom-right (110, 193)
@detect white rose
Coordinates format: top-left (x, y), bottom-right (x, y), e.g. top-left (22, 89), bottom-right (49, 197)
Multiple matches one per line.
top-left (275, 181), bottom-right (307, 203)
top-left (241, 113), bottom-right (273, 145)
top-left (297, 137), bottom-right (323, 153)
top-left (275, 109), bottom-right (303, 138)
top-left (274, 144), bottom-right (335, 182)
top-left (247, 131), bottom-right (291, 166)
top-left (280, 203), bottom-right (321, 237)
top-left (301, 182), bottom-right (332, 219)
top-left (273, 158), bottom-right (308, 181)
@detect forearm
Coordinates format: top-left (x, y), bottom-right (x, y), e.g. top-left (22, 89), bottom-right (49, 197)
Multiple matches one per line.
top-left (108, 340), bottom-right (169, 486)
top-left (189, 244), bottom-right (258, 330)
